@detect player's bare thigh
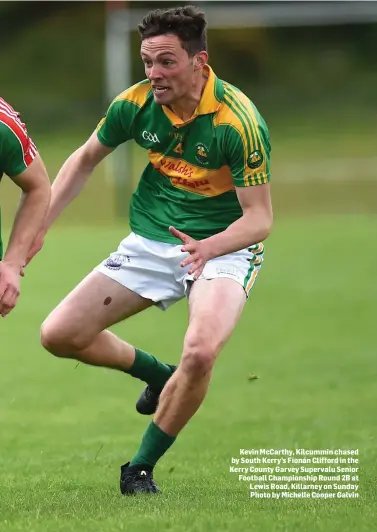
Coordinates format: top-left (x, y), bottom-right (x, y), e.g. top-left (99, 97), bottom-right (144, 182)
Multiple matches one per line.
top-left (41, 271), bottom-right (153, 348)
top-left (183, 278), bottom-right (246, 366)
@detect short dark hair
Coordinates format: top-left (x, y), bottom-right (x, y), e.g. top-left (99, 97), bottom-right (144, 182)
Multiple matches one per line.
top-left (138, 5), bottom-right (207, 56)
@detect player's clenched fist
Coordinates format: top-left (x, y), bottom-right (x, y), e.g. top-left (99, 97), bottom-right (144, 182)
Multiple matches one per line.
top-left (169, 225), bottom-right (210, 280)
top-left (0, 261), bottom-right (21, 317)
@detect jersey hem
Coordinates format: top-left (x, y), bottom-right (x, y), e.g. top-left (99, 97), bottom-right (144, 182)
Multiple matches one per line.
top-left (130, 224), bottom-right (233, 244)
top-left (130, 224), bottom-right (181, 245)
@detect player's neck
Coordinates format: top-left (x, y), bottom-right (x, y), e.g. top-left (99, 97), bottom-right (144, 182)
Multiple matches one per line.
top-left (168, 73), bottom-right (207, 121)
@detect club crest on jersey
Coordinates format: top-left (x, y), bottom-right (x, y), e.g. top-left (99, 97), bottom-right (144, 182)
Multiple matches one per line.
top-left (247, 150), bottom-right (263, 169)
top-left (195, 142), bottom-right (209, 165)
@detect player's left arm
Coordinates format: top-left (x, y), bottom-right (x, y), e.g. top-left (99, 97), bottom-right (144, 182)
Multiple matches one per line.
top-left (171, 183), bottom-right (272, 278)
top-left (202, 181), bottom-right (273, 258)
top-left (0, 152), bottom-right (50, 317)
top-left (4, 154), bottom-right (51, 270)
top-left (170, 107), bottom-right (273, 277)
top-left (199, 107), bottom-right (273, 257)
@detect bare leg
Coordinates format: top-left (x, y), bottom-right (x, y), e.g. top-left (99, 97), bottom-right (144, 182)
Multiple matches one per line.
top-left (154, 278), bottom-right (246, 435)
top-left (41, 271), bottom-right (153, 370)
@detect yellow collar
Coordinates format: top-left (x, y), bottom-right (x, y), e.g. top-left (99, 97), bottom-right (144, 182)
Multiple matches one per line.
top-left (162, 65), bottom-right (221, 127)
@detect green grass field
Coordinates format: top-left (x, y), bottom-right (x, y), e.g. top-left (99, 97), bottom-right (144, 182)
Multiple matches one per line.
top-left (1, 215), bottom-right (376, 531)
top-left (2, 9), bottom-right (377, 529)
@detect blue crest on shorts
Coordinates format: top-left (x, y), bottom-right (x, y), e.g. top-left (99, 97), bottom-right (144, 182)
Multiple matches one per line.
top-left (104, 254), bottom-right (126, 271)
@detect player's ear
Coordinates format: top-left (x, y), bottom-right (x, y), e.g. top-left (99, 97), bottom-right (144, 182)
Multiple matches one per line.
top-left (194, 51), bottom-right (208, 70)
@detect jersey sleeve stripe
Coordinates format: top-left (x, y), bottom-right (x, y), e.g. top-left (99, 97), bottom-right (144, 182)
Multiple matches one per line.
top-left (30, 143), bottom-right (38, 156)
top-left (224, 86), bottom-right (258, 151)
top-left (0, 97), bottom-right (18, 116)
top-left (223, 95), bottom-right (253, 186)
top-left (224, 86), bottom-right (260, 153)
top-left (28, 141), bottom-right (38, 164)
top-left (224, 93), bottom-right (256, 155)
top-left (248, 109), bottom-right (270, 183)
top-left (0, 101), bottom-right (38, 163)
top-left (96, 118), bottom-right (105, 132)
top-left (0, 98), bottom-right (20, 118)
top-left (224, 86), bottom-right (270, 186)
top-left (224, 86), bottom-right (265, 158)
top-left (0, 119), bottom-right (36, 169)
top-left (226, 87), bottom-right (262, 154)
top-left (0, 120), bottom-right (26, 167)
top-left (0, 109), bottom-right (29, 148)
top-left (0, 101), bottom-right (27, 130)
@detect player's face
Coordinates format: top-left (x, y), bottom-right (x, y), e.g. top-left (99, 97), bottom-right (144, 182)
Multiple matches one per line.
top-left (141, 34), bottom-right (199, 105)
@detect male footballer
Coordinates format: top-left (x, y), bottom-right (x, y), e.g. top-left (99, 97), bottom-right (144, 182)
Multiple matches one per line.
top-left (29, 6), bottom-right (273, 495)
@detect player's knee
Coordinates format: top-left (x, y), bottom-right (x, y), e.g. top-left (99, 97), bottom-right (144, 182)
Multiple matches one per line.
top-left (182, 333), bottom-right (217, 375)
top-left (40, 319), bottom-right (86, 357)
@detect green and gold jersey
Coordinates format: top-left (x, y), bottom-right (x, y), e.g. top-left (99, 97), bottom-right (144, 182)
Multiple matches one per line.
top-left (0, 98), bottom-right (38, 259)
top-left (97, 65), bottom-right (271, 243)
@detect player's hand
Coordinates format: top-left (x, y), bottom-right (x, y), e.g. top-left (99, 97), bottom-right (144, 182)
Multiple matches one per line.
top-left (169, 226), bottom-right (210, 280)
top-left (0, 261), bottom-right (21, 317)
top-left (25, 230), bottom-right (45, 267)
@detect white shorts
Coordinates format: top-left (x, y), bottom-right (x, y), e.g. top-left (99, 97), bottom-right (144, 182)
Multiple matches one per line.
top-left (95, 232), bottom-right (264, 311)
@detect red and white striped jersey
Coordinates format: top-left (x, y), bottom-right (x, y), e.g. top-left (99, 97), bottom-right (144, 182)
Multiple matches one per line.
top-left (0, 97), bottom-right (38, 178)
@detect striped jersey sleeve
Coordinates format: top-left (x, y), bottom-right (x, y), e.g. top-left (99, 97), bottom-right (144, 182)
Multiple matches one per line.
top-left (222, 84), bottom-right (271, 187)
top-left (0, 98), bottom-right (38, 178)
top-left (96, 81), bottom-right (151, 148)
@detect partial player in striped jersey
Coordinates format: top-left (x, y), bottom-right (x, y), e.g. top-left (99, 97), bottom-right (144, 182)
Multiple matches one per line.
top-left (0, 97), bottom-right (50, 316)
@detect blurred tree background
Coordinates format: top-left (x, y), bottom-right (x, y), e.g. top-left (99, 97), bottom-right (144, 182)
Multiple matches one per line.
top-left (1, 0), bottom-right (376, 225)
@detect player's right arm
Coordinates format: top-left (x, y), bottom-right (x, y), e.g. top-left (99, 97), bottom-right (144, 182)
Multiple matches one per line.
top-left (25, 134), bottom-right (113, 264)
top-left (43, 133), bottom-right (114, 230)
top-left (26, 97), bottom-right (135, 264)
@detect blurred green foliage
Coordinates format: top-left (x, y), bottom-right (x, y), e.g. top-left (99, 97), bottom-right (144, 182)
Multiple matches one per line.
top-left (1, 1), bottom-right (376, 132)
top-left (1, 1), bottom-right (376, 227)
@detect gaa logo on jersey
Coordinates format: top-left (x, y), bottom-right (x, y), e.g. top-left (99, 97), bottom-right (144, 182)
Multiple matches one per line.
top-left (142, 130), bottom-right (160, 143)
top-left (247, 150), bottom-right (263, 169)
top-left (195, 142), bottom-right (209, 165)
top-left (104, 254), bottom-right (128, 271)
